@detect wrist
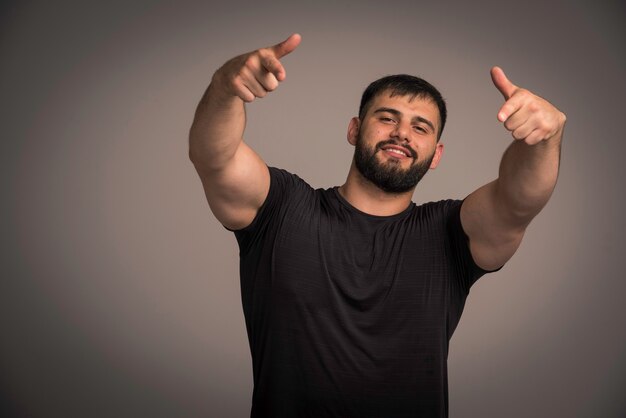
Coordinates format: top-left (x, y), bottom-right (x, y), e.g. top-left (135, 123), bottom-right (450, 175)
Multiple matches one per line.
top-left (202, 73), bottom-right (241, 108)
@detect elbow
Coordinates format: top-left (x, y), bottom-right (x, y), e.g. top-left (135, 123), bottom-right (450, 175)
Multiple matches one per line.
top-left (188, 147), bottom-right (212, 173)
top-left (188, 128), bottom-right (210, 168)
top-left (188, 125), bottom-right (201, 164)
top-left (188, 146), bottom-right (199, 165)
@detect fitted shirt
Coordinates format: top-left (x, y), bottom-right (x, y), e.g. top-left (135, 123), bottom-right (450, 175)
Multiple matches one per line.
top-left (232, 167), bottom-right (491, 418)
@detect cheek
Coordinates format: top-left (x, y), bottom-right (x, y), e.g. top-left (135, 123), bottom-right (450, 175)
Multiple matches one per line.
top-left (374, 127), bottom-right (391, 140)
top-left (415, 141), bottom-right (437, 158)
top-left (361, 127), bottom-right (385, 144)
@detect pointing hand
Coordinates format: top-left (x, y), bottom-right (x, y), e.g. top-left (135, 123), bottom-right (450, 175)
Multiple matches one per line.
top-left (213, 34), bottom-right (302, 103)
top-left (491, 66), bottom-right (566, 145)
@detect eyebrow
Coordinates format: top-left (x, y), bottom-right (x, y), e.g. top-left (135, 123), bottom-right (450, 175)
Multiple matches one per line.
top-left (373, 107), bottom-right (436, 133)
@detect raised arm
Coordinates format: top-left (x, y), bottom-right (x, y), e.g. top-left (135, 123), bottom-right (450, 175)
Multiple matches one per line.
top-left (461, 66), bottom-right (567, 271)
top-left (189, 34), bottom-right (301, 230)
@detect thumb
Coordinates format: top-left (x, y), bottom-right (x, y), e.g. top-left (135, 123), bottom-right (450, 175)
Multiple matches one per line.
top-left (270, 33), bottom-right (302, 58)
top-left (490, 66), bottom-right (518, 100)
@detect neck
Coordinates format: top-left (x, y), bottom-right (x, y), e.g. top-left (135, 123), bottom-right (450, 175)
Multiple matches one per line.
top-left (338, 161), bottom-right (414, 216)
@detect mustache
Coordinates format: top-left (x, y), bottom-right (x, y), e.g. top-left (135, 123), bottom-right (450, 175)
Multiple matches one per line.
top-left (375, 139), bottom-right (417, 159)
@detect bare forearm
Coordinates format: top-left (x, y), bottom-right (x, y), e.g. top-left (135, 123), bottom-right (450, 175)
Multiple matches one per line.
top-left (495, 132), bottom-right (562, 225)
top-left (460, 67), bottom-right (566, 270)
top-left (189, 34), bottom-right (301, 173)
top-left (490, 67), bottom-right (566, 227)
top-left (187, 35), bottom-right (301, 229)
top-left (189, 78), bottom-right (246, 171)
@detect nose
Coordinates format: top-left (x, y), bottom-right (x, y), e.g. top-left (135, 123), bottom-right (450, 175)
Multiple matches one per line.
top-left (391, 121), bottom-right (410, 143)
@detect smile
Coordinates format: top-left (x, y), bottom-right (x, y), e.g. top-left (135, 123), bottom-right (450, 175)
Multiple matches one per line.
top-left (379, 144), bottom-right (414, 159)
top-left (386, 148), bottom-right (408, 157)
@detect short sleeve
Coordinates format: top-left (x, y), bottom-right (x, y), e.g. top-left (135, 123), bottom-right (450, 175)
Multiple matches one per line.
top-left (231, 166), bottom-right (309, 256)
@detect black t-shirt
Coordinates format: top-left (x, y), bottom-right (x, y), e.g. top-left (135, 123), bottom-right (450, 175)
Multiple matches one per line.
top-left (233, 167), bottom-right (491, 418)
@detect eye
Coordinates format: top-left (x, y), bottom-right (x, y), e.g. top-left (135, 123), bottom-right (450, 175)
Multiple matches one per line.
top-left (413, 125), bottom-right (427, 133)
top-left (380, 117), bottom-right (396, 123)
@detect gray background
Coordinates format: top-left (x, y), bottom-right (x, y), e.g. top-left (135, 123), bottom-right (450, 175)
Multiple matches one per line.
top-left (2, 0), bottom-right (625, 417)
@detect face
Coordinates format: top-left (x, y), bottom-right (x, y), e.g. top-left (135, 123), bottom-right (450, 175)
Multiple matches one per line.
top-left (349, 92), bottom-right (444, 194)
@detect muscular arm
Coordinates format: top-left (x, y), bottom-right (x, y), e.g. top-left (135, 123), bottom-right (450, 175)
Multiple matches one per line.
top-left (461, 67), bottom-right (566, 271)
top-left (189, 34), bottom-right (301, 230)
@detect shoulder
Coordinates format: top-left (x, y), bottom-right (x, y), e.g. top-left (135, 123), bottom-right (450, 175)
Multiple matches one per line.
top-left (267, 166), bottom-right (314, 198)
top-left (246, 166), bottom-right (315, 225)
top-left (412, 199), bottom-right (463, 223)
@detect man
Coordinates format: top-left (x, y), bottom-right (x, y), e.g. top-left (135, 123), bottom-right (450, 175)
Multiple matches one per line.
top-left (189, 33), bottom-right (566, 418)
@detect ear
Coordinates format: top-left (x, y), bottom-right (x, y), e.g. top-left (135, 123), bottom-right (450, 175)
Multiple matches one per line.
top-left (429, 143), bottom-right (444, 169)
top-left (347, 117), bottom-right (360, 146)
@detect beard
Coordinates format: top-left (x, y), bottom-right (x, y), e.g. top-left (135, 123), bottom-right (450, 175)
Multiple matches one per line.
top-left (354, 135), bottom-right (435, 194)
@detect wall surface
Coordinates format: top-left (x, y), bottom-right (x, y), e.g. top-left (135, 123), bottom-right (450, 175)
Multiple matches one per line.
top-left (2, 0), bottom-right (625, 417)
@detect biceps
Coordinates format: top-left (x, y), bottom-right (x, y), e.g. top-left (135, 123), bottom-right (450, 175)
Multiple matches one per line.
top-left (461, 181), bottom-right (526, 271)
top-left (195, 142), bottom-right (270, 230)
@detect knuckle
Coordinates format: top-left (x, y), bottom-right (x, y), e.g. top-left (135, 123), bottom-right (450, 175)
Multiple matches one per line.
top-left (230, 70), bottom-right (242, 85)
top-left (231, 76), bottom-right (248, 92)
top-left (528, 101), bottom-right (540, 112)
top-left (262, 58), bottom-right (275, 72)
top-left (267, 58), bottom-right (282, 74)
top-left (244, 55), bottom-right (257, 68)
top-left (539, 120), bottom-right (551, 132)
top-left (228, 75), bottom-right (242, 92)
top-left (515, 89), bottom-right (533, 105)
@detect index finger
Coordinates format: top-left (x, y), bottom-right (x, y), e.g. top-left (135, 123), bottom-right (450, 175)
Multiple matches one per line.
top-left (497, 92), bottom-right (525, 123)
top-left (270, 33), bottom-right (302, 59)
top-left (261, 55), bottom-right (286, 81)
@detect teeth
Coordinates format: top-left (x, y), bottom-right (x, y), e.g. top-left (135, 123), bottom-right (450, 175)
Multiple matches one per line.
top-left (387, 148), bottom-right (407, 156)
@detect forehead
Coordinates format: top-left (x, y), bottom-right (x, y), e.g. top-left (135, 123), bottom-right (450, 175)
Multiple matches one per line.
top-left (368, 92), bottom-right (440, 124)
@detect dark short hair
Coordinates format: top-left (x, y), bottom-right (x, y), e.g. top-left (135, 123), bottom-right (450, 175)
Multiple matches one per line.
top-left (358, 74), bottom-right (447, 139)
